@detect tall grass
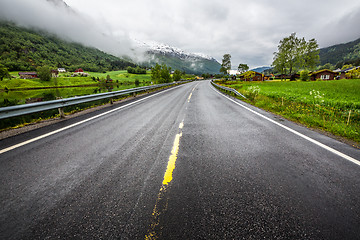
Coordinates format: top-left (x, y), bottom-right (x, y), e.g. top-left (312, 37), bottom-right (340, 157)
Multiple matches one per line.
top-left (219, 79), bottom-right (360, 144)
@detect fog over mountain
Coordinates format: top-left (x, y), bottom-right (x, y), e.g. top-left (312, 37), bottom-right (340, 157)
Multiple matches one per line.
top-left (0, 0), bottom-right (143, 61)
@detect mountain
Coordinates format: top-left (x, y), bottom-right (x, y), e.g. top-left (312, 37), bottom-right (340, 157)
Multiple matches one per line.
top-left (250, 66), bottom-right (271, 73)
top-left (319, 37), bottom-right (360, 67)
top-left (137, 41), bottom-right (221, 74)
top-left (0, 22), bottom-right (136, 72)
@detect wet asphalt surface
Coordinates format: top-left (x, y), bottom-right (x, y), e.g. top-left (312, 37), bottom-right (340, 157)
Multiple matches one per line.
top-left (1, 80), bottom-right (360, 239)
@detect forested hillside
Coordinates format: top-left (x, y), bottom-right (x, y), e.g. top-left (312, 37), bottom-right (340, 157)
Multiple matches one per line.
top-left (319, 37), bottom-right (360, 68)
top-left (0, 22), bottom-right (136, 72)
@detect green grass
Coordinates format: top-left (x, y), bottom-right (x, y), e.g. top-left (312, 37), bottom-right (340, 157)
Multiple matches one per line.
top-left (89, 70), bottom-right (152, 83)
top-left (219, 79), bottom-right (360, 144)
top-left (1, 70), bottom-right (152, 90)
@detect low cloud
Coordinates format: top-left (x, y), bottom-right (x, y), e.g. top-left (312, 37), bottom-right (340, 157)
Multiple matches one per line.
top-left (0, 0), bottom-right (144, 61)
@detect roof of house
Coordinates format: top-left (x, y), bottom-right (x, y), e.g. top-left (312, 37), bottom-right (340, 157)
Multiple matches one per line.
top-left (18, 72), bottom-right (37, 75)
top-left (240, 70), bottom-right (263, 76)
top-left (310, 69), bottom-right (336, 75)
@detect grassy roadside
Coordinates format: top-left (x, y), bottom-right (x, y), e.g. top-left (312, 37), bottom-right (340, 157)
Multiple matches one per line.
top-left (216, 79), bottom-right (360, 145)
top-left (1, 70), bottom-right (152, 90)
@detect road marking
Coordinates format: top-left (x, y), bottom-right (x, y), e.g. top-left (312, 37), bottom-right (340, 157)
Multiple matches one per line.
top-left (163, 128), bottom-right (182, 185)
top-left (187, 92), bottom-right (193, 102)
top-left (187, 85), bottom-right (197, 102)
top-left (0, 85), bottom-right (185, 155)
top-left (145, 121), bottom-right (184, 239)
top-left (210, 82), bottom-right (360, 166)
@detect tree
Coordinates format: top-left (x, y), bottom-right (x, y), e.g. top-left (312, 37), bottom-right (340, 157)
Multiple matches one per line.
top-left (303, 38), bottom-right (320, 71)
top-left (173, 69), bottom-right (182, 81)
top-left (36, 65), bottom-right (52, 81)
top-left (160, 64), bottom-right (171, 83)
top-left (151, 64), bottom-right (171, 83)
top-left (220, 54), bottom-right (231, 75)
top-left (318, 63), bottom-right (334, 70)
top-left (346, 68), bottom-right (360, 79)
top-left (238, 63), bottom-right (249, 74)
top-left (342, 64), bottom-right (353, 70)
top-left (151, 64), bottom-right (161, 83)
top-left (0, 64), bottom-right (10, 81)
top-left (272, 33), bottom-right (320, 79)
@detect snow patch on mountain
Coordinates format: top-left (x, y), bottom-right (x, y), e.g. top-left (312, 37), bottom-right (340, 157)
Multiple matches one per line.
top-left (134, 39), bottom-right (217, 62)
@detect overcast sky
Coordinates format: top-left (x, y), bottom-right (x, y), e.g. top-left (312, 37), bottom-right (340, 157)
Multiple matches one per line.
top-left (1, 0), bottom-right (360, 68)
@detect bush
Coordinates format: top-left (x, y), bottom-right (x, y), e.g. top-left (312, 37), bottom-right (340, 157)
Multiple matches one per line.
top-left (300, 70), bottom-right (310, 81)
top-left (127, 66), bottom-right (146, 74)
top-left (37, 65), bottom-right (52, 81)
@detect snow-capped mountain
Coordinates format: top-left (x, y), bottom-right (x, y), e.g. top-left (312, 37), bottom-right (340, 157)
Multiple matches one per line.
top-left (135, 40), bottom-right (221, 74)
top-left (135, 40), bottom-right (217, 61)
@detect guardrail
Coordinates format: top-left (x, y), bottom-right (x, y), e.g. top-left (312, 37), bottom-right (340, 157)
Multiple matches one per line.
top-left (0, 82), bottom-right (181, 120)
top-left (211, 80), bottom-right (246, 99)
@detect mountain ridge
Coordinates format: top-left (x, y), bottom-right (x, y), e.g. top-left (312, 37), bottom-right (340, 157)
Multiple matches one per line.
top-left (319, 37), bottom-right (360, 67)
top-left (135, 40), bottom-right (221, 74)
top-left (0, 21), bottom-right (136, 72)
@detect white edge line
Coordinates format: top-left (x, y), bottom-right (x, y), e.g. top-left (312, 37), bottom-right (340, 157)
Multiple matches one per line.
top-left (209, 81), bottom-right (360, 166)
top-left (0, 84), bottom-right (184, 155)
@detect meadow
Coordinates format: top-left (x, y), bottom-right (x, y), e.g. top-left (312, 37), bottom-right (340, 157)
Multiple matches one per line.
top-left (1, 70), bottom-right (152, 90)
top-left (219, 79), bottom-right (360, 144)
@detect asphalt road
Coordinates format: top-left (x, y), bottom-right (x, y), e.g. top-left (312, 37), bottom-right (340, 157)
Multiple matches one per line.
top-left (1, 81), bottom-right (360, 239)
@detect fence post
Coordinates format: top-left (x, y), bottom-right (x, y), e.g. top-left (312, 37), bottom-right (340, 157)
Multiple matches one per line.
top-left (347, 110), bottom-right (352, 125)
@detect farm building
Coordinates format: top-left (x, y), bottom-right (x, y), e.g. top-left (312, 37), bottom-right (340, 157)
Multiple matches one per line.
top-left (240, 71), bottom-right (264, 81)
top-left (51, 69), bottom-right (59, 78)
top-left (18, 72), bottom-right (37, 79)
top-left (72, 68), bottom-right (89, 77)
top-left (310, 69), bottom-right (337, 80)
top-left (58, 68), bottom-right (66, 73)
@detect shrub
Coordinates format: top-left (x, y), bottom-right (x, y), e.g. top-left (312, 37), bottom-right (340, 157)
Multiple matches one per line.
top-left (37, 65), bottom-right (52, 81)
top-left (300, 70), bottom-right (310, 81)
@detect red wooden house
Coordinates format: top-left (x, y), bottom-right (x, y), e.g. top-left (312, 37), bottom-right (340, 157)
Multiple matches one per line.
top-left (310, 69), bottom-right (337, 81)
top-left (18, 72), bottom-right (38, 79)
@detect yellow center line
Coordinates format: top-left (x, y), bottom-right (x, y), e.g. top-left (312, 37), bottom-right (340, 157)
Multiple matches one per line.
top-left (187, 92), bottom-right (193, 102)
top-left (187, 86), bottom-right (197, 102)
top-left (162, 131), bottom-right (182, 185)
top-left (145, 121), bottom-right (184, 240)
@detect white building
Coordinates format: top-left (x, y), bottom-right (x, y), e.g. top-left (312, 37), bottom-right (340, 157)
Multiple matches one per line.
top-left (227, 70), bottom-right (240, 75)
